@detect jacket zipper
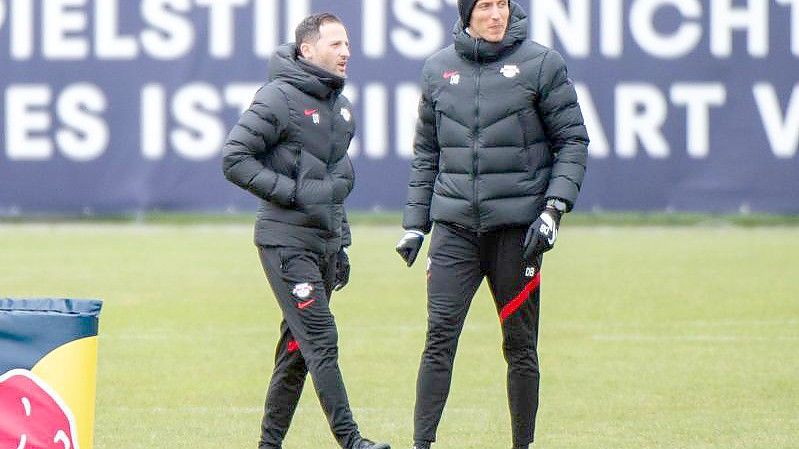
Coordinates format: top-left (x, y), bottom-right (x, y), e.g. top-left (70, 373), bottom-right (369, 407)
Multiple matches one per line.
top-left (328, 96), bottom-right (338, 211)
top-left (328, 95), bottom-right (337, 163)
top-left (292, 132), bottom-right (302, 205)
top-left (472, 63), bottom-right (482, 232)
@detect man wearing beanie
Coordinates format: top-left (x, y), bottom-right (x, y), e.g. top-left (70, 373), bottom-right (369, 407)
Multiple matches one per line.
top-left (396, 1), bottom-right (588, 449)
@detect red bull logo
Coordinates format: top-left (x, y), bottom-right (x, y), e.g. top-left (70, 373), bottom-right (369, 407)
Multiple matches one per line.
top-left (0, 369), bottom-right (80, 449)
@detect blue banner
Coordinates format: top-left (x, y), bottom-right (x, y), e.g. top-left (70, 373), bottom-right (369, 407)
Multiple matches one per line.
top-left (1, 0), bottom-right (797, 214)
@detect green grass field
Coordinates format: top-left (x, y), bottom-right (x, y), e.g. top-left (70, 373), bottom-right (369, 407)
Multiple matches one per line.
top-left (1, 223), bottom-right (797, 449)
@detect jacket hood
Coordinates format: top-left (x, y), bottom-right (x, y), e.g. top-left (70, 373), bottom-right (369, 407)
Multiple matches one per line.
top-left (453, 1), bottom-right (527, 62)
top-left (268, 43), bottom-right (345, 99)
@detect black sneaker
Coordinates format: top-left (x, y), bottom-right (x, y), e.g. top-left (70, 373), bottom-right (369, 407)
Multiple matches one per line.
top-left (351, 437), bottom-right (390, 449)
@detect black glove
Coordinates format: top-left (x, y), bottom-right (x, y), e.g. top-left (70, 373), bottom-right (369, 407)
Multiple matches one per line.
top-left (523, 207), bottom-right (561, 262)
top-left (395, 230), bottom-right (424, 267)
top-left (333, 248), bottom-right (350, 291)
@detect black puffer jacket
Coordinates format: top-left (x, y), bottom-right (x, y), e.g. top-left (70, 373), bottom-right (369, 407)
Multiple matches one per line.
top-left (223, 44), bottom-right (355, 253)
top-left (403, 2), bottom-right (588, 233)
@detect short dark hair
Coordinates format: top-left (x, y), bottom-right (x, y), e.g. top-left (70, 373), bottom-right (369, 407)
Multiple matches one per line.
top-left (295, 12), bottom-right (343, 46)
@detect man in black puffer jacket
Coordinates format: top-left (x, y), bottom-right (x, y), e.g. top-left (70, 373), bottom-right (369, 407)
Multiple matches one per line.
top-left (223, 13), bottom-right (389, 449)
top-left (395, 1), bottom-right (588, 448)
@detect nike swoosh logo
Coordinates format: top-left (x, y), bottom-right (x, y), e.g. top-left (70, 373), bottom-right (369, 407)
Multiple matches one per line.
top-left (297, 299), bottom-right (315, 310)
top-left (304, 108), bottom-right (318, 116)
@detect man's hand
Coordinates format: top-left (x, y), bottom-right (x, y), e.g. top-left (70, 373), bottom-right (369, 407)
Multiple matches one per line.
top-left (396, 230), bottom-right (425, 267)
top-left (333, 248), bottom-right (350, 291)
top-left (523, 208), bottom-right (561, 262)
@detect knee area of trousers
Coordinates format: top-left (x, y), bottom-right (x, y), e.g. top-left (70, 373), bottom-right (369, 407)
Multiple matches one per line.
top-left (305, 340), bottom-right (338, 357)
top-left (302, 346), bottom-right (339, 369)
top-left (507, 358), bottom-right (540, 375)
top-left (422, 340), bottom-right (457, 364)
top-left (502, 333), bottom-right (536, 352)
top-left (426, 318), bottom-right (462, 339)
top-left (503, 345), bottom-right (538, 364)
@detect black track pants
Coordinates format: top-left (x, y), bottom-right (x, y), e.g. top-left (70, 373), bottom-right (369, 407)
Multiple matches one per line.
top-left (414, 224), bottom-right (542, 447)
top-left (257, 246), bottom-right (359, 449)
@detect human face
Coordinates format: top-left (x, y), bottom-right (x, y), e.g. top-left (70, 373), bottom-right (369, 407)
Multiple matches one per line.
top-left (468, 0), bottom-right (510, 43)
top-left (299, 21), bottom-right (351, 77)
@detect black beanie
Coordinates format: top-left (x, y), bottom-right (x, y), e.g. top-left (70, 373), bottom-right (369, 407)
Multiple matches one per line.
top-left (458, 0), bottom-right (478, 28)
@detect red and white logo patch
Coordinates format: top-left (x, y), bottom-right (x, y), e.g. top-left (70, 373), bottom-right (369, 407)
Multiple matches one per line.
top-left (500, 65), bottom-right (520, 78)
top-left (304, 108), bottom-right (320, 124)
top-left (292, 283), bottom-right (313, 299)
top-left (443, 70), bottom-right (460, 85)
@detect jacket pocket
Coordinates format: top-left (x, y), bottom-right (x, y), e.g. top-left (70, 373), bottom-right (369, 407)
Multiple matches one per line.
top-left (278, 248), bottom-right (322, 284)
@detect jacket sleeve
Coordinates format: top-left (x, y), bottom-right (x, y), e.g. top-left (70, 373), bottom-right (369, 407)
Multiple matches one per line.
top-left (222, 84), bottom-right (297, 206)
top-left (536, 50), bottom-right (589, 211)
top-left (329, 155), bottom-right (353, 247)
top-left (402, 71), bottom-right (440, 233)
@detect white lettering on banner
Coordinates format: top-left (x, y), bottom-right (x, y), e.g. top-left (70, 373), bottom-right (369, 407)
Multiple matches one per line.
top-left (616, 83), bottom-right (670, 159)
top-left (363, 0), bottom-right (388, 57)
top-left (4, 81), bottom-right (793, 165)
top-left (670, 84), bottom-right (726, 158)
top-left (56, 83), bottom-right (108, 162)
top-left (711, 0), bottom-right (768, 57)
top-left (140, 0), bottom-right (194, 60)
top-left (253, 0), bottom-right (309, 58)
top-left (532, 0), bottom-right (591, 57)
top-left (0, 0), bottom-right (793, 61)
top-left (395, 83), bottom-right (421, 159)
top-left (195, 0), bottom-right (247, 59)
top-left (2, 0), bottom-right (315, 60)
top-left (172, 83), bottom-right (224, 161)
top-left (6, 85), bottom-right (53, 161)
top-left (254, 0), bottom-right (278, 57)
top-left (777, 0), bottom-right (799, 56)
top-left (285, 0), bottom-right (309, 46)
top-left (364, 84), bottom-right (389, 159)
top-left (630, 0), bottom-right (702, 59)
top-left (139, 84), bottom-right (166, 161)
top-left (141, 84), bottom-right (167, 160)
top-left (94, 0), bottom-right (139, 59)
top-left (600, 0), bottom-right (624, 57)
top-left (574, 83), bottom-right (609, 158)
top-left (140, 83), bottom-right (262, 161)
top-left (364, 0), bottom-right (456, 59)
top-left (143, 84), bottom-right (169, 161)
top-left (11, 0), bottom-right (33, 59)
top-left (754, 83), bottom-right (799, 158)
top-left (528, 0), bottom-right (787, 59)
top-left (95, 0), bottom-right (138, 59)
top-left (43, 0), bottom-right (88, 60)
top-left (392, 0), bottom-right (445, 59)
top-left (0, 0), bottom-right (6, 31)
top-left (3, 83), bottom-right (108, 161)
